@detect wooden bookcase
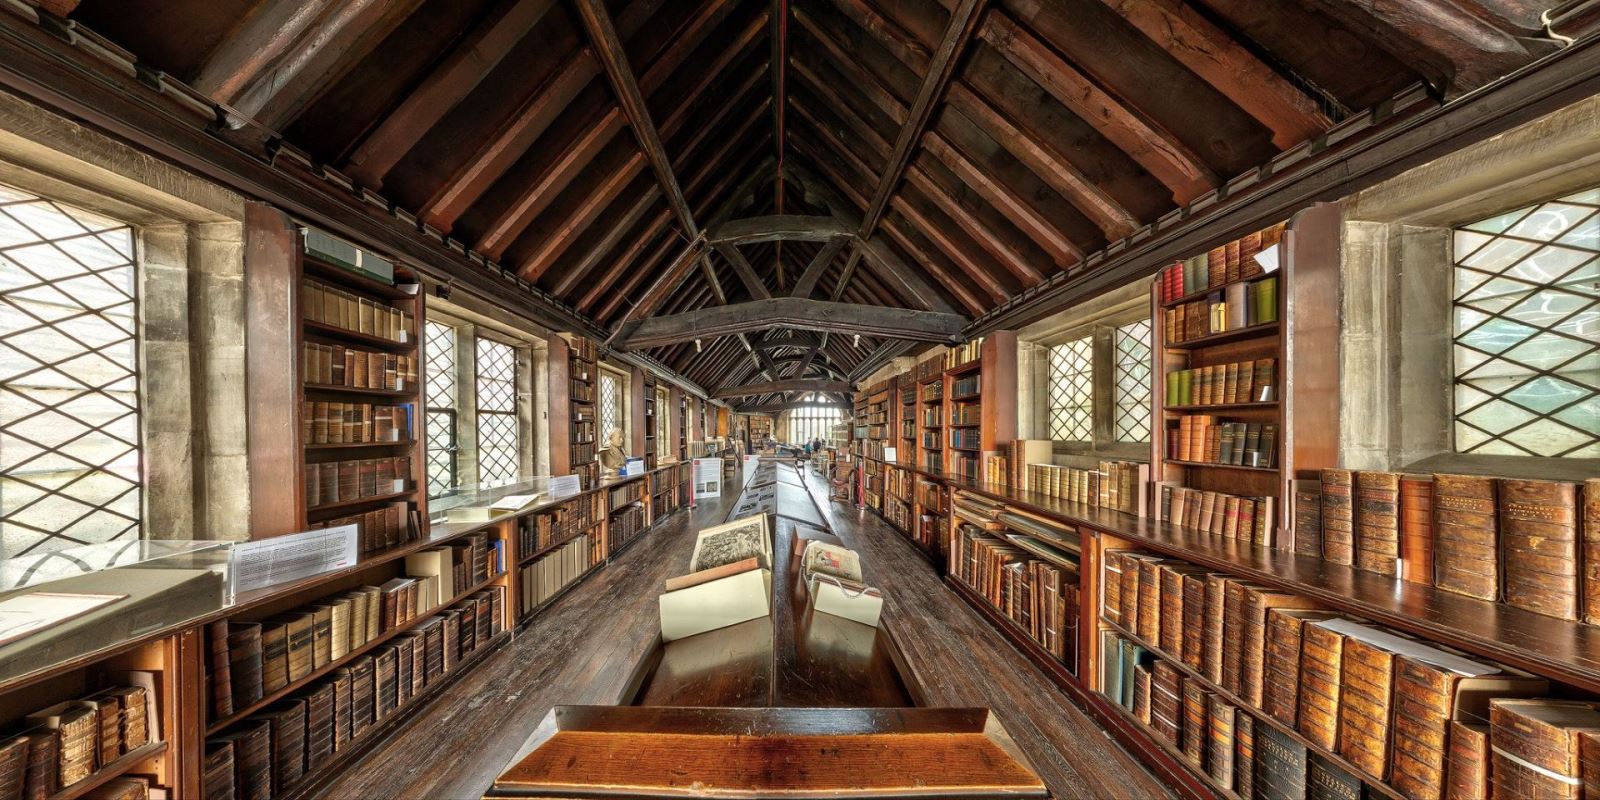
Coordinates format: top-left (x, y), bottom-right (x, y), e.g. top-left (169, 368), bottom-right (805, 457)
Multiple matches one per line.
top-left (640, 372), bottom-right (658, 470)
top-left (295, 232), bottom-right (427, 552)
top-left (941, 332), bottom-right (1017, 481)
top-left (547, 334), bottom-right (599, 489)
top-left (1149, 204), bottom-right (1340, 544)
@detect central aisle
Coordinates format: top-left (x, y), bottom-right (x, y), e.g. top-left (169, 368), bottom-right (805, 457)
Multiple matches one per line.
top-left (317, 462), bottom-right (1175, 800)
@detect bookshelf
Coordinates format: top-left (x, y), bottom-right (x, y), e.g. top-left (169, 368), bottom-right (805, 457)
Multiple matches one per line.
top-left (547, 334), bottom-right (599, 489)
top-left (940, 333), bottom-right (1017, 482)
top-left (1150, 204), bottom-right (1340, 546)
top-left (296, 233), bottom-right (426, 553)
top-left (917, 355), bottom-right (944, 474)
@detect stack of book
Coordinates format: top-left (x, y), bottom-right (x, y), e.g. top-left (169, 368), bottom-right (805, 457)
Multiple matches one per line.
top-left (1163, 277), bottom-right (1279, 345)
top-left (1164, 359), bottom-right (1276, 406)
top-left (6, 683), bottom-right (155, 795)
top-left (300, 402), bottom-right (410, 444)
top-left (1020, 460), bottom-right (1148, 515)
top-left (1158, 485), bottom-right (1275, 545)
top-left (658, 514), bottom-right (773, 642)
top-left (303, 457), bottom-right (411, 506)
top-left (1295, 473), bottom-right (1592, 620)
top-left (301, 344), bottom-right (416, 391)
top-left (301, 279), bottom-right (413, 341)
top-left (944, 338), bottom-right (984, 370)
top-left (1167, 417), bottom-right (1277, 468)
top-left (1157, 222), bottom-right (1285, 304)
top-left (519, 533), bottom-right (600, 613)
top-left (608, 504), bottom-right (647, 555)
top-left (950, 521), bottom-right (1079, 666)
top-left (206, 588), bottom-right (506, 799)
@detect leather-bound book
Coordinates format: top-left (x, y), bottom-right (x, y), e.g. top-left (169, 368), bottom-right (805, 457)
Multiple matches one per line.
top-left (1579, 732), bottom-right (1600, 800)
top-left (1293, 479), bottom-right (1323, 559)
top-left (1329, 622), bottom-right (1403, 781)
top-left (374, 647), bottom-right (398, 722)
top-left (1433, 474), bottom-right (1498, 600)
top-left (348, 658), bottom-right (374, 741)
top-left (227, 622), bottom-right (264, 710)
top-left (1102, 551), bottom-right (1126, 625)
top-left (1132, 662), bottom-right (1153, 725)
top-left (259, 700), bottom-right (306, 796)
top-left (206, 620), bottom-right (233, 720)
top-left (1222, 580), bottom-right (1265, 695)
top-left (1235, 713), bottom-right (1255, 799)
top-left (1353, 472), bottom-right (1400, 576)
top-left (259, 621), bottom-right (289, 695)
top-left (1151, 660), bottom-right (1183, 745)
top-left (1121, 554), bottom-right (1149, 636)
top-left (1399, 475), bottom-right (1435, 586)
top-left (1585, 479), bottom-right (1600, 623)
top-left (303, 682), bottom-right (334, 773)
top-left (1444, 722), bottom-right (1488, 800)
top-left (213, 720), bottom-right (270, 800)
top-left (202, 740), bottom-right (235, 800)
top-left (0, 735), bottom-right (27, 800)
top-left (331, 671), bottom-right (351, 751)
top-left (1263, 610), bottom-right (1339, 729)
top-left (1181, 573), bottom-right (1209, 672)
top-left (1203, 574), bottom-right (1229, 685)
top-left (1499, 478), bottom-right (1580, 620)
top-left (1306, 754), bottom-right (1362, 800)
top-left (1391, 650), bottom-right (1546, 800)
top-left (1162, 565), bottom-right (1206, 656)
top-left (21, 730), bottom-right (56, 800)
top-left (1489, 699), bottom-right (1600, 800)
top-left (1254, 722), bottom-right (1308, 800)
top-left (1242, 587), bottom-right (1321, 708)
top-left (1182, 681), bottom-right (1209, 770)
top-left (1137, 558), bottom-right (1164, 645)
top-left (1208, 695), bottom-right (1237, 791)
top-left (1297, 621), bottom-right (1345, 750)
top-left (1320, 470), bottom-right (1354, 566)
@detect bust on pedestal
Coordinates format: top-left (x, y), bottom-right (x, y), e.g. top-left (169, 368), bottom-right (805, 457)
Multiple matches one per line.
top-left (599, 428), bottom-right (628, 478)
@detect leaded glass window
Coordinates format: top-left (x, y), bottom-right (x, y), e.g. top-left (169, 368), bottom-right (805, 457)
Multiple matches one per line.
top-left (1048, 337), bottom-right (1094, 442)
top-left (1114, 320), bottom-right (1153, 442)
top-left (475, 336), bottom-right (519, 488)
top-left (599, 371), bottom-right (621, 443)
top-left (788, 398), bottom-right (841, 443)
top-left (0, 184), bottom-right (140, 558)
top-left (1453, 189), bottom-right (1599, 458)
top-left (424, 320), bottom-right (457, 498)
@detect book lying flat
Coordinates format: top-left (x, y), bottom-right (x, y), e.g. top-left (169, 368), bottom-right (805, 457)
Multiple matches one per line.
top-left (659, 559), bottom-right (771, 642)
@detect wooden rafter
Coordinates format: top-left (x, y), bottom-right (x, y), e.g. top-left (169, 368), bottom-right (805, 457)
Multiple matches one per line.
top-left (708, 215), bottom-right (853, 245)
top-left (624, 298), bottom-right (966, 348)
top-left (713, 379), bottom-right (853, 399)
top-left (789, 235), bottom-right (850, 298)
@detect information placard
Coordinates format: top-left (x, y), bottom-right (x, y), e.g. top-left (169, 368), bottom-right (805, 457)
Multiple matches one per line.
top-left (549, 474), bottom-right (582, 500)
top-left (742, 455), bottom-right (760, 487)
top-left (230, 525), bottom-right (358, 593)
top-left (692, 458), bottom-right (724, 498)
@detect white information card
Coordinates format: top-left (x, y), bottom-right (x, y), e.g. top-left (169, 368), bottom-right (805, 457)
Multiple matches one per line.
top-left (231, 525), bottom-right (358, 593)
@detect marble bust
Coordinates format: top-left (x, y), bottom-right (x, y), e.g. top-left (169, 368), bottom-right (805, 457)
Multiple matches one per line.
top-left (599, 428), bottom-right (628, 476)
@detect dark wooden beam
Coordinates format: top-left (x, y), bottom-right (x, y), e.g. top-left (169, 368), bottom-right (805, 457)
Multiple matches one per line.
top-left (578, 208), bottom-right (670, 312)
top-left (607, 236), bottom-right (708, 344)
top-left (857, 0), bottom-right (987, 237)
top-left (624, 298), bottom-right (966, 348)
top-left (772, 0), bottom-right (789, 230)
top-left (713, 379), bottom-right (853, 400)
top-left (517, 146), bottom-right (646, 280)
top-left (752, 336), bottom-right (821, 352)
top-left (707, 215), bottom-right (853, 245)
top-left (482, 105), bottom-right (624, 259)
top-left (573, 0), bottom-right (701, 251)
top-left (551, 185), bottom-right (662, 297)
top-left (714, 243), bottom-right (772, 300)
top-left (980, 8), bottom-right (1216, 202)
top-left (1098, 0), bottom-right (1326, 148)
top-left (736, 400), bottom-right (852, 413)
top-left (343, 0), bottom-right (558, 187)
top-left (248, 0), bottom-right (425, 130)
top-left (789, 235), bottom-right (849, 298)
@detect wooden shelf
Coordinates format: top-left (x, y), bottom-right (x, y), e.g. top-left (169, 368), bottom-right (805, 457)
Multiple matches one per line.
top-left (528, 559), bottom-right (606, 617)
top-left (305, 439), bottom-right (414, 450)
top-left (1163, 459), bottom-right (1277, 473)
top-left (302, 320), bottom-right (417, 352)
top-left (1101, 618), bottom-right (1404, 800)
top-left (1163, 322), bottom-right (1279, 350)
top-left (49, 742), bottom-right (168, 800)
top-left (1162, 401), bottom-right (1278, 412)
top-left (306, 488), bottom-right (415, 514)
top-left (1159, 273), bottom-right (1276, 310)
top-left (207, 569), bottom-right (508, 734)
top-left (945, 359), bottom-right (982, 376)
top-left (303, 382), bottom-right (417, 398)
top-left (302, 255), bottom-right (416, 300)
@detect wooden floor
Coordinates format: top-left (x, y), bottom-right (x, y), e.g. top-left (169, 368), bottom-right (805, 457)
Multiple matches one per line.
top-left (317, 467), bottom-right (1174, 799)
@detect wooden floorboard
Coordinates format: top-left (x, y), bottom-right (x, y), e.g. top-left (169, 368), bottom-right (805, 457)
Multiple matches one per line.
top-left (316, 464), bottom-right (1176, 800)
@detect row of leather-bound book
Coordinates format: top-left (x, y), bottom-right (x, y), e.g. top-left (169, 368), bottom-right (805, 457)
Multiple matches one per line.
top-left (308, 502), bottom-right (415, 555)
top-left (301, 343), bottom-right (416, 391)
top-left (302, 457), bottom-right (410, 508)
top-left (518, 533), bottom-right (604, 614)
top-left (299, 401), bottom-right (409, 445)
top-left (1159, 485), bottom-right (1276, 546)
top-left (1157, 222), bottom-right (1284, 304)
top-left (950, 525), bottom-right (1079, 666)
top-left (1105, 546), bottom-right (1600, 799)
top-left (301, 279), bottom-right (412, 343)
top-left (204, 588), bottom-right (507, 800)
top-left (0, 684), bottom-right (151, 800)
top-left (1296, 472), bottom-right (1600, 621)
top-left (206, 533), bottom-right (495, 720)
top-left (517, 493), bottom-right (603, 556)
top-left (608, 504), bottom-right (647, 554)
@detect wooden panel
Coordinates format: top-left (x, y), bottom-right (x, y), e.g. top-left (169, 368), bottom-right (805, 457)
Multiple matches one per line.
top-left (243, 202), bottom-right (302, 538)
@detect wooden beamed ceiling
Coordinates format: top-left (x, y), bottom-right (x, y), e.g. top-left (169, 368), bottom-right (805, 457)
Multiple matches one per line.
top-left (65, 0), bottom-right (1562, 382)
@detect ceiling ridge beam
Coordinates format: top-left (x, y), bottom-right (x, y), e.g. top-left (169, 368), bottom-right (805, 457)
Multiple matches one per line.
top-left (708, 214), bottom-right (853, 244)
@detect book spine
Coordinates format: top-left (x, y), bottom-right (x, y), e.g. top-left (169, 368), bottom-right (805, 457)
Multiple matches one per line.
top-left (1297, 624), bottom-right (1343, 751)
top-left (1499, 478), bottom-right (1579, 621)
top-left (1433, 474), bottom-right (1499, 601)
top-left (1335, 637), bottom-right (1395, 781)
top-left (1320, 470), bottom-right (1354, 566)
top-left (1353, 471), bottom-right (1400, 576)
top-left (1587, 479), bottom-right (1600, 624)
top-left (1399, 476), bottom-right (1436, 586)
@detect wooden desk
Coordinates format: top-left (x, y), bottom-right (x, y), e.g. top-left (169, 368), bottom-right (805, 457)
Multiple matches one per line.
top-left (486, 706), bottom-right (1048, 798)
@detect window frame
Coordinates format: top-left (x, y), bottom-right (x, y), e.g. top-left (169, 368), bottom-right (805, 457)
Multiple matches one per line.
top-left (787, 397), bottom-right (842, 445)
top-left (422, 318), bottom-right (460, 500)
top-left (1025, 296), bottom-right (1152, 462)
top-left (473, 333), bottom-right (522, 489)
top-left (598, 365), bottom-right (626, 446)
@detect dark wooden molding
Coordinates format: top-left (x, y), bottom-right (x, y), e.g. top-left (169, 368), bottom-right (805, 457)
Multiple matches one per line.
top-left (714, 243), bottom-right (773, 300)
top-left (623, 298), bottom-right (967, 348)
top-left (707, 214), bottom-right (854, 245)
top-left (712, 378), bottom-right (853, 399)
top-left (789, 235), bottom-right (849, 298)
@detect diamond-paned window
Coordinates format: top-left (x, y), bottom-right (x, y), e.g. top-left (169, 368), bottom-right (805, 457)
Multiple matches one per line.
top-left (0, 184), bottom-right (140, 558)
top-left (424, 320), bottom-right (457, 498)
top-left (599, 371), bottom-right (621, 443)
top-left (475, 336), bottom-right (519, 487)
top-left (1048, 337), bottom-right (1094, 442)
top-left (1453, 189), bottom-right (1599, 458)
top-left (1114, 320), bottom-right (1153, 443)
